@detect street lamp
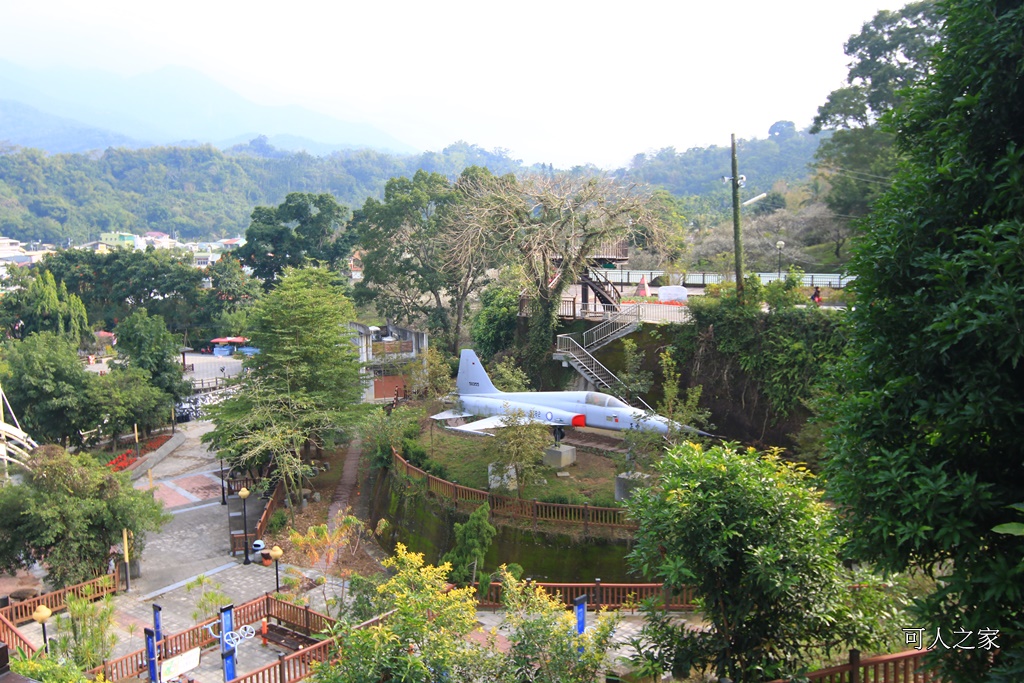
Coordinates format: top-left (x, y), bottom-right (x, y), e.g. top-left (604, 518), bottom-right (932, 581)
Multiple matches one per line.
top-left (239, 487), bottom-right (251, 565)
top-left (269, 545), bottom-right (283, 592)
top-left (32, 604), bottom-right (51, 654)
top-left (220, 456), bottom-right (227, 506)
top-left (776, 240), bottom-right (785, 279)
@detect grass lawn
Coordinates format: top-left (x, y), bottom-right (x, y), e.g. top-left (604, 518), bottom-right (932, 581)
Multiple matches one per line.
top-left (416, 421), bottom-right (622, 507)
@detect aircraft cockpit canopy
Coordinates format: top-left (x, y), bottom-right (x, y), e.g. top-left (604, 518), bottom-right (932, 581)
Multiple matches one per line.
top-left (585, 393), bottom-right (629, 409)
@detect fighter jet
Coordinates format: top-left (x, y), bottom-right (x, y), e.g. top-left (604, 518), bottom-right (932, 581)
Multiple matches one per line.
top-left (431, 349), bottom-right (678, 437)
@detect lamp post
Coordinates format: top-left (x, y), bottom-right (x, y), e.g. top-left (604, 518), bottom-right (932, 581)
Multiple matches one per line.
top-left (776, 240), bottom-right (785, 279)
top-left (32, 604), bottom-right (51, 654)
top-left (270, 545), bottom-right (283, 592)
top-left (239, 487), bottom-right (251, 565)
top-left (220, 456), bottom-right (227, 506)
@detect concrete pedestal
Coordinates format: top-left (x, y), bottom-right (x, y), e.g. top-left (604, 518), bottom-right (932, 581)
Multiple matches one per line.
top-left (543, 444), bottom-right (577, 468)
top-left (615, 471), bottom-right (651, 502)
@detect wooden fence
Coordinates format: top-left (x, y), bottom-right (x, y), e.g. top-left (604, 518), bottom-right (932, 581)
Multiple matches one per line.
top-left (0, 611), bottom-right (34, 654)
top-left (0, 567), bottom-right (120, 626)
top-left (391, 449), bottom-right (637, 531)
top-left (218, 608), bottom-right (396, 683)
top-left (90, 594), bottom-right (337, 683)
top-left (231, 480), bottom-right (285, 556)
top-left (476, 580), bottom-right (696, 612)
top-left (770, 648), bottom-right (937, 683)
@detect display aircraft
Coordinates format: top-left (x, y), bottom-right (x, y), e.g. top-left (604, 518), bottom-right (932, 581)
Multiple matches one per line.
top-left (431, 349), bottom-right (686, 437)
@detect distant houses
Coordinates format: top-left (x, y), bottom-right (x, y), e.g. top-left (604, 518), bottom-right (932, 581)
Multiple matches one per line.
top-left (0, 233), bottom-right (248, 275)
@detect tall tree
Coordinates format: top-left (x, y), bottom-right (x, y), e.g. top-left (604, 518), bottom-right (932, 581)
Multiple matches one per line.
top-left (811, 1), bottom-right (942, 220)
top-left (204, 267), bottom-right (365, 473)
top-left (453, 172), bottom-right (653, 381)
top-left (235, 192), bottom-right (351, 289)
top-left (113, 308), bottom-right (191, 402)
top-left (0, 332), bottom-right (96, 446)
top-left (629, 442), bottom-right (902, 681)
top-left (824, 1), bottom-right (1024, 680)
top-left (0, 445), bottom-right (169, 587)
top-left (0, 269), bottom-right (89, 345)
top-left (43, 247), bottom-right (203, 334)
top-left (354, 168), bottom-right (494, 354)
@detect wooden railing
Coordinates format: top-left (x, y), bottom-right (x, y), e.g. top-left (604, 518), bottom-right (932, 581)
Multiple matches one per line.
top-left (224, 607), bottom-right (396, 683)
top-left (0, 567), bottom-right (120, 626)
top-left (90, 594), bottom-right (337, 683)
top-left (475, 580), bottom-right (695, 612)
top-left (770, 648), bottom-right (937, 682)
top-left (0, 611), bottom-right (34, 654)
top-left (231, 480), bottom-right (285, 555)
top-left (391, 450), bottom-right (637, 531)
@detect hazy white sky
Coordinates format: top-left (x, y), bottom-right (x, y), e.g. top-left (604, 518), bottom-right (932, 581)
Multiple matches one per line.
top-left (0, 0), bottom-right (898, 168)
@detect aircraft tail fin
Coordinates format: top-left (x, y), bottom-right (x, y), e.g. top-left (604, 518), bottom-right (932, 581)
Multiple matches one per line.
top-left (457, 349), bottom-right (500, 395)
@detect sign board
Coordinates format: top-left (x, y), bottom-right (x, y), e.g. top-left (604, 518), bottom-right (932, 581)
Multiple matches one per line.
top-left (574, 595), bottom-right (587, 635)
top-left (160, 647), bottom-right (200, 681)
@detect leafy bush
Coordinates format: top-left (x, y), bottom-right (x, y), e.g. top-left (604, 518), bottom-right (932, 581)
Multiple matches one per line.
top-left (267, 509), bottom-right (289, 534)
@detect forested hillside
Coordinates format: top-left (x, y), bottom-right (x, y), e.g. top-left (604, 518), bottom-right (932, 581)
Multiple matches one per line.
top-left (0, 125), bottom-right (820, 246)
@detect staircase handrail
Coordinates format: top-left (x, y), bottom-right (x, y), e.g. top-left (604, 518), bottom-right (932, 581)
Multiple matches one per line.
top-left (582, 304), bottom-right (641, 350)
top-left (582, 268), bottom-right (622, 306)
top-left (556, 336), bottom-right (624, 393)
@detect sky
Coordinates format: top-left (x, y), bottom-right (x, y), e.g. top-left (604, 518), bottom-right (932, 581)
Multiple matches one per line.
top-left (0, 0), bottom-right (899, 169)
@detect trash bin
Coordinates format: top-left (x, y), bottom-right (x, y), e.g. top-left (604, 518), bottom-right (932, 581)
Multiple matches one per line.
top-left (252, 539), bottom-right (271, 566)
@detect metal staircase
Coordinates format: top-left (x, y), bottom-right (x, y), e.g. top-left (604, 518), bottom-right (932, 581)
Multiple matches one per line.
top-left (579, 269), bottom-right (621, 307)
top-left (554, 335), bottom-right (626, 394)
top-left (580, 304), bottom-right (641, 352)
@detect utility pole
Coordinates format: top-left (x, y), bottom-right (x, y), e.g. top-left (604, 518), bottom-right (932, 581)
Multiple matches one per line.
top-left (731, 133), bottom-right (744, 305)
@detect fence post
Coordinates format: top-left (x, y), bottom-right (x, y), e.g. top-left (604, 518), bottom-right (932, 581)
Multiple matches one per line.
top-left (849, 649), bottom-right (860, 683)
top-left (533, 499), bottom-right (538, 530)
top-left (304, 605), bottom-right (311, 636)
top-left (594, 578), bottom-right (602, 610)
top-left (278, 652), bottom-right (287, 683)
top-left (583, 503), bottom-right (590, 536)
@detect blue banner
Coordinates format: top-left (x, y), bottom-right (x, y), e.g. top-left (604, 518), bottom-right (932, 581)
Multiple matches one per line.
top-left (220, 604), bottom-right (236, 682)
top-left (574, 595), bottom-right (587, 635)
top-left (144, 627), bottom-right (158, 682)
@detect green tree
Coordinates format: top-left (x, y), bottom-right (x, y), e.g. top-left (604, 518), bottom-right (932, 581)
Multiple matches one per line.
top-left (441, 503), bottom-right (497, 585)
top-left (487, 408), bottom-right (549, 499)
top-left (313, 545), bottom-right (494, 683)
top-left (402, 347), bottom-right (454, 401)
top-left (811, 1), bottom-right (942, 221)
top-left (0, 269), bottom-right (89, 345)
top-left (497, 567), bottom-right (619, 683)
top-left (0, 445), bottom-right (169, 587)
top-left (453, 173), bottom-right (654, 382)
top-left (354, 169), bottom-right (494, 354)
top-left (113, 308), bottom-right (191, 402)
top-left (204, 267), bottom-right (365, 484)
top-left (88, 366), bottom-right (169, 447)
top-left (488, 356), bottom-right (531, 393)
top-left (470, 284), bottom-right (520, 361)
top-left (201, 254), bottom-right (262, 323)
top-left (0, 332), bottom-right (96, 446)
top-left (823, 1), bottom-right (1024, 680)
top-left (628, 442), bottom-right (899, 681)
top-left (236, 193), bottom-right (351, 289)
top-left (43, 247), bottom-right (203, 334)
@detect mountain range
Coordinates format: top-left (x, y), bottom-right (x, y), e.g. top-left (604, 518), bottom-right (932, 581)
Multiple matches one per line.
top-left (0, 59), bottom-right (417, 156)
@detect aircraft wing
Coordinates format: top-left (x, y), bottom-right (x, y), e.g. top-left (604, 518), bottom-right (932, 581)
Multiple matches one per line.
top-left (430, 409), bottom-right (473, 420)
top-left (447, 412), bottom-right (567, 434)
top-left (447, 415), bottom-right (508, 434)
